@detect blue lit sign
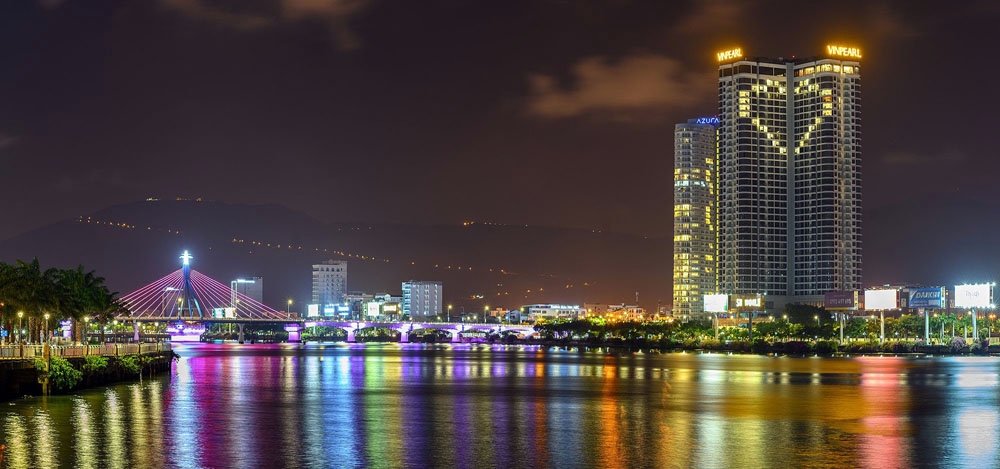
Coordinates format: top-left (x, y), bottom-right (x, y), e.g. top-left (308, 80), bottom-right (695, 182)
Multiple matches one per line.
top-left (908, 287), bottom-right (944, 308)
top-left (695, 117), bottom-right (720, 125)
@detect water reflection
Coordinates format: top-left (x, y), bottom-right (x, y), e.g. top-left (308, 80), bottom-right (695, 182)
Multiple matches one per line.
top-left (2, 346), bottom-right (1000, 467)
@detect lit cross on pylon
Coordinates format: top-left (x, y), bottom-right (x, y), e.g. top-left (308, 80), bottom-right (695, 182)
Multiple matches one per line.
top-left (178, 250), bottom-right (201, 318)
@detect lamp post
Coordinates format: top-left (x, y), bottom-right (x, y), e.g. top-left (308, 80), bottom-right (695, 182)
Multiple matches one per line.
top-left (287, 299), bottom-right (293, 319)
top-left (83, 316), bottom-right (89, 345)
top-left (18, 311), bottom-right (23, 344)
top-left (447, 305), bottom-right (453, 323)
top-left (484, 305), bottom-right (489, 324)
top-left (44, 313), bottom-right (50, 344)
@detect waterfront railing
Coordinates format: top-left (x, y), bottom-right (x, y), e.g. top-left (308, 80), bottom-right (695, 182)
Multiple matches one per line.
top-left (0, 343), bottom-right (171, 361)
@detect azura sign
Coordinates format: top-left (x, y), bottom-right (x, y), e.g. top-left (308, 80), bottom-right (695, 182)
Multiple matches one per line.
top-left (826, 45), bottom-right (862, 59)
top-left (695, 117), bottom-right (720, 125)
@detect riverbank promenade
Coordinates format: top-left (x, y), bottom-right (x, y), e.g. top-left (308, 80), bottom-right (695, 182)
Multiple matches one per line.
top-left (0, 343), bottom-right (171, 362)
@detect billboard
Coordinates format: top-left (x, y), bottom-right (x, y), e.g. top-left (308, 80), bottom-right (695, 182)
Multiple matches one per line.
top-left (732, 294), bottom-right (763, 311)
top-left (212, 307), bottom-right (236, 318)
top-left (703, 294), bottom-right (729, 313)
top-left (864, 289), bottom-right (898, 310)
top-left (824, 291), bottom-right (858, 310)
top-left (908, 287), bottom-right (945, 309)
top-left (955, 284), bottom-right (993, 308)
top-left (307, 304), bottom-right (320, 318)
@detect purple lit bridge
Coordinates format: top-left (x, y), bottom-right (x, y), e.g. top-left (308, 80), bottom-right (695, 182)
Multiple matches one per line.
top-left (301, 320), bottom-right (535, 343)
top-left (118, 251), bottom-right (535, 344)
top-left (119, 251), bottom-right (301, 343)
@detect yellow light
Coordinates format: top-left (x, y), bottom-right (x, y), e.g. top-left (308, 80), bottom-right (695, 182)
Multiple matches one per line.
top-left (826, 44), bottom-right (862, 59)
top-left (716, 47), bottom-right (743, 62)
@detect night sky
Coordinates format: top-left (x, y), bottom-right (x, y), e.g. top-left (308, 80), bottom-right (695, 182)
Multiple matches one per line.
top-left (2, 0), bottom-right (999, 285)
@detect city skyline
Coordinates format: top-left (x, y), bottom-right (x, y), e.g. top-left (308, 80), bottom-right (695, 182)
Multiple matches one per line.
top-left (3, 1), bottom-right (1000, 292)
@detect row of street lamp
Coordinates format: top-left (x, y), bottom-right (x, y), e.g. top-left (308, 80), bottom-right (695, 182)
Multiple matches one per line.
top-left (9, 311), bottom-right (52, 344)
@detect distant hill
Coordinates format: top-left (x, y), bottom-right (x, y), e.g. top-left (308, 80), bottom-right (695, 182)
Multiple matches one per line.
top-left (0, 200), bottom-right (672, 313)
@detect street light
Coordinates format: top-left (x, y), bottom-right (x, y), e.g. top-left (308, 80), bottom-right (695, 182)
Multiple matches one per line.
top-left (814, 315), bottom-right (819, 327)
top-left (44, 313), bottom-right (50, 344)
top-left (84, 316), bottom-right (90, 345)
top-left (17, 311), bottom-right (23, 344)
top-left (484, 305), bottom-right (489, 323)
top-left (447, 305), bottom-right (453, 322)
top-left (287, 299), bottom-right (293, 319)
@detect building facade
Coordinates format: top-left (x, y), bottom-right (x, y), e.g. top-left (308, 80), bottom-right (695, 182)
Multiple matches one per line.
top-left (523, 304), bottom-right (586, 322)
top-left (311, 260), bottom-right (347, 306)
top-left (401, 281), bottom-right (442, 321)
top-left (673, 118), bottom-right (718, 319)
top-left (715, 46), bottom-right (862, 306)
top-left (233, 276), bottom-right (263, 303)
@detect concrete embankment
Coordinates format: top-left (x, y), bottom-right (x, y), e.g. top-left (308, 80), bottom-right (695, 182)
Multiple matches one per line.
top-left (0, 344), bottom-right (175, 400)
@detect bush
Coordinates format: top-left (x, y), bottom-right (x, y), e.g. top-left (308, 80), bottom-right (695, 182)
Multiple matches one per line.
top-left (119, 355), bottom-right (143, 376)
top-left (845, 341), bottom-right (875, 353)
top-left (782, 341), bottom-right (811, 355)
top-left (751, 339), bottom-right (771, 354)
top-left (950, 337), bottom-right (969, 354)
top-left (726, 341), bottom-right (750, 353)
top-left (877, 341), bottom-right (913, 353)
top-left (82, 355), bottom-right (109, 375)
top-left (700, 339), bottom-right (722, 350)
top-left (48, 357), bottom-right (83, 391)
top-left (813, 340), bottom-right (839, 354)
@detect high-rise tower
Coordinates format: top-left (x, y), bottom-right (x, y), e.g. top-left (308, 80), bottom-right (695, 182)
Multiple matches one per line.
top-left (312, 260), bottom-right (347, 306)
top-left (715, 45), bottom-right (862, 304)
top-left (672, 117), bottom-right (718, 320)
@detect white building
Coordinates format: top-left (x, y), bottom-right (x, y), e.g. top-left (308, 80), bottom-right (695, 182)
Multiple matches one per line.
top-left (233, 276), bottom-right (263, 303)
top-left (312, 260), bottom-right (347, 306)
top-left (402, 281), bottom-right (442, 321)
top-left (716, 45), bottom-right (862, 307)
top-left (523, 304), bottom-right (586, 322)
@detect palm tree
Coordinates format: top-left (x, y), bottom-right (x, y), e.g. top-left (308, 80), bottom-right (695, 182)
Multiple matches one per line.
top-left (3, 259), bottom-right (60, 343)
top-left (56, 266), bottom-right (109, 343)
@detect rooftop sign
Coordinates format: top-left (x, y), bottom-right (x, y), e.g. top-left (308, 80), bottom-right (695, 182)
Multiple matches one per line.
top-left (695, 116), bottom-right (720, 125)
top-left (716, 48), bottom-right (743, 62)
top-left (826, 45), bottom-right (862, 59)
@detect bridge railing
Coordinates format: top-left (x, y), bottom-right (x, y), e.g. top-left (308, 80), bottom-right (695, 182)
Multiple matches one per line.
top-left (0, 343), bottom-right (171, 361)
top-left (51, 346), bottom-right (86, 358)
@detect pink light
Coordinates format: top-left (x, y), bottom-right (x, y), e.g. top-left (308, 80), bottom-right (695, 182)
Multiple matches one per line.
top-left (121, 268), bottom-right (286, 320)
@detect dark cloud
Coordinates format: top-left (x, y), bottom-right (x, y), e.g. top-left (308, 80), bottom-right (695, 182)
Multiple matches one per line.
top-left (525, 55), bottom-right (714, 120)
top-left (159, 0), bottom-right (370, 49)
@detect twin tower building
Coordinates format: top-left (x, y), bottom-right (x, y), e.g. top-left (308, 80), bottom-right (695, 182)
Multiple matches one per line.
top-left (673, 45), bottom-right (863, 319)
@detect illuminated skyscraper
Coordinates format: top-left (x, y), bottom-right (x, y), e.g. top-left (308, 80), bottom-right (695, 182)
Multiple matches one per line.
top-left (715, 45), bottom-right (862, 305)
top-left (672, 117), bottom-right (718, 320)
top-left (402, 281), bottom-right (442, 321)
top-left (312, 260), bottom-right (347, 306)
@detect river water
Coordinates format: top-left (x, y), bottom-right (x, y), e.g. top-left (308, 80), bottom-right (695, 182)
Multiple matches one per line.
top-left (1, 344), bottom-right (999, 468)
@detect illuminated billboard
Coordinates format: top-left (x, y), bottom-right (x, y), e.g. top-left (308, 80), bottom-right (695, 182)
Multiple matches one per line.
top-left (212, 307), bottom-right (236, 318)
top-left (907, 287), bottom-right (945, 309)
top-left (864, 289), bottom-right (898, 310)
top-left (824, 291), bottom-right (858, 310)
top-left (703, 294), bottom-right (729, 313)
top-left (732, 294), bottom-right (763, 311)
top-left (307, 304), bottom-right (320, 318)
top-left (955, 284), bottom-right (993, 308)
